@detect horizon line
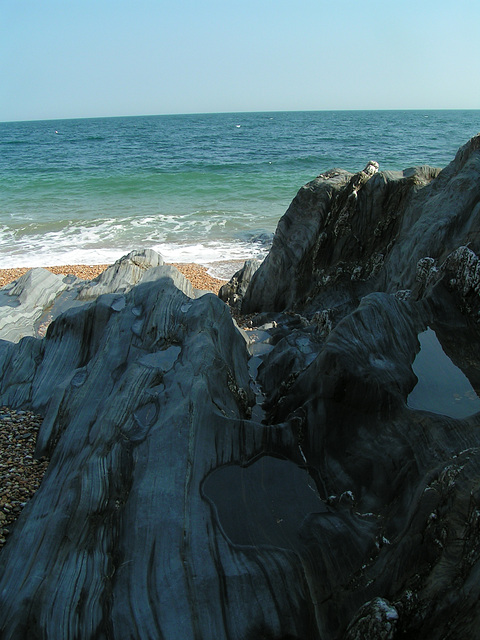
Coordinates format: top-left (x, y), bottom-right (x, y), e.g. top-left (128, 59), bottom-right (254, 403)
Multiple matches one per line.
top-left (2, 107), bottom-right (480, 126)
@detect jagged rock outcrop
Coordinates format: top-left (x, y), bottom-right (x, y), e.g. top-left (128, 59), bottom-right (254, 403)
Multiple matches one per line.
top-left (1, 137), bottom-right (480, 639)
top-left (241, 135), bottom-right (480, 316)
top-left (0, 270), bottom-right (270, 639)
top-left (344, 598), bottom-right (399, 640)
top-left (218, 258), bottom-right (261, 309)
top-left (77, 248), bottom-right (164, 300)
top-left (0, 249), bottom-right (187, 343)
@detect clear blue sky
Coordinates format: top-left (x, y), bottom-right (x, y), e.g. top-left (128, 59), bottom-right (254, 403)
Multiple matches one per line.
top-left (1, 0), bottom-right (479, 122)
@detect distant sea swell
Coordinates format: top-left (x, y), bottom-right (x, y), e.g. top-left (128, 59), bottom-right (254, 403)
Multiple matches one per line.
top-left (1, 110), bottom-right (479, 277)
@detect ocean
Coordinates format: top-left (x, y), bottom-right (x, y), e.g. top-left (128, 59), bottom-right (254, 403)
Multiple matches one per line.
top-left (1, 110), bottom-right (479, 278)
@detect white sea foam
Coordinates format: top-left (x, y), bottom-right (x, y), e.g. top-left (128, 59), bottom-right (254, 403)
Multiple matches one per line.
top-left (153, 240), bottom-right (268, 264)
top-left (0, 203), bottom-right (271, 272)
top-left (1, 231), bottom-right (269, 275)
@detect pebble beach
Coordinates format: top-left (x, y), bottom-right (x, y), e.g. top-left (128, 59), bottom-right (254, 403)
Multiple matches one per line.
top-left (0, 408), bottom-right (48, 550)
top-left (0, 261), bottom-right (228, 551)
top-left (0, 262), bottom-right (227, 293)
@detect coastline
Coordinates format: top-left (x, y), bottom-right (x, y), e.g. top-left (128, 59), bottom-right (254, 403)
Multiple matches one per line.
top-left (0, 262), bottom-right (228, 294)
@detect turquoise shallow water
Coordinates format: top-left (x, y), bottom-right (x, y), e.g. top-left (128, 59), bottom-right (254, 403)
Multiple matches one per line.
top-left (1, 110), bottom-right (479, 275)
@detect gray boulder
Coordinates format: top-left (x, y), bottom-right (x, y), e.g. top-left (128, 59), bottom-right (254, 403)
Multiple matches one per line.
top-left (218, 258), bottom-right (261, 309)
top-left (0, 273), bottom-right (276, 640)
top-left (77, 248), bottom-right (164, 299)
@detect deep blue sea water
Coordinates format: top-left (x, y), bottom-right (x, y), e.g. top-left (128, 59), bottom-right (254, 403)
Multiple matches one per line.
top-left (1, 110), bottom-right (479, 277)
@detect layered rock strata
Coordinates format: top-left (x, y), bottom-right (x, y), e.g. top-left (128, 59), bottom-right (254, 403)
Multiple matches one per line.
top-left (0, 249), bottom-right (200, 344)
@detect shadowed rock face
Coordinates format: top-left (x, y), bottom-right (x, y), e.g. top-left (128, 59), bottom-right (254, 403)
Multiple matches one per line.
top-left (1, 137), bottom-right (480, 639)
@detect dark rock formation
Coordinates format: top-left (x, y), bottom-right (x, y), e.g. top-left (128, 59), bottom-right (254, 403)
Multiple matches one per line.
top-left (1, 136), bottom-right (480, 639)
top-left (218, 258), bottom-right (261, 309)
top-left (242, 135), bottom-right (480, 316)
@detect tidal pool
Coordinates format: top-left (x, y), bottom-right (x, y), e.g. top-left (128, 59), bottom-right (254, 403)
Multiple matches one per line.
top-left (202, 455), bottom-right (327, 550)
top-left (407, 328), bottom-right (480, 419)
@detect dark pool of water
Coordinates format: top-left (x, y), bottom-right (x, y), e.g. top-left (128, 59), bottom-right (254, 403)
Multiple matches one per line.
top-left (202, 455), bottom-right (327, 550)
top-left (407, 328), bottom-right (480, 419)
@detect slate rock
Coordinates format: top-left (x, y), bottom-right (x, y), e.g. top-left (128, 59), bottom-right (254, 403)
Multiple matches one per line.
top-left (0, 249), bottom-right (176, 344)
top-left (77, 248), bottom-right (164, 300)
top-left (218, 258), bottom-right (261, 309)
top-left (344, 597), bottom-right (399, 640)
top-left (0, 268), bottom-right (67, 343)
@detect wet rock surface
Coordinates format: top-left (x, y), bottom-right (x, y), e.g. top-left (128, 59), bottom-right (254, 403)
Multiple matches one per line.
top-left (1, 136), bottom-right (480, 638)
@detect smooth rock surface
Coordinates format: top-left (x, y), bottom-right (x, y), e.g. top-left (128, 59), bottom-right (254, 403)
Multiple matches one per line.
top-left (77, 248), bottom-right (164, 300)
top-left (0, 268), bottom-right (67, 343)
